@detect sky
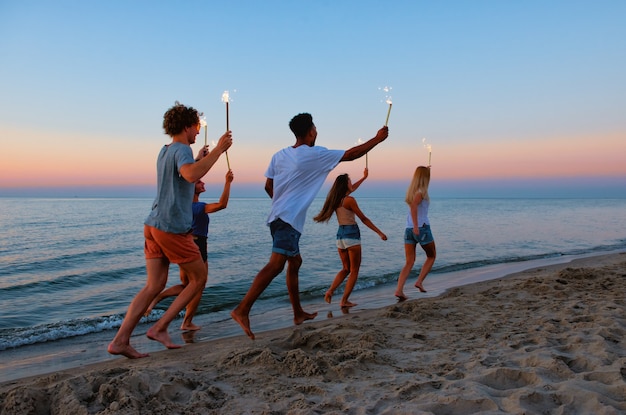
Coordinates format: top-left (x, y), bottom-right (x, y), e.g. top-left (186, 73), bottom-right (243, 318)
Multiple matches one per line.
top-left (1, 0), bottom-right (625, 198)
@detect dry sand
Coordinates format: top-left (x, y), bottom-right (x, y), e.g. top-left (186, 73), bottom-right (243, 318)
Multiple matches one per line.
top-left (1, 253), bottom-right (625, 415)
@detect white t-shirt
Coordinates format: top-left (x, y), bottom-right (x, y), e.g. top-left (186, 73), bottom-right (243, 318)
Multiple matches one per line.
top-left (265, 145), bottom-right (344, 233)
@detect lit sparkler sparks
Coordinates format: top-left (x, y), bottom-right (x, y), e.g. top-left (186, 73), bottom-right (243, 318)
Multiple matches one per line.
top-left (380, 86), bottom-right (393, 126)
top-left (422, 138), bottom-right (432, 166)
top-left (200, 115), bottom-right (207, 146)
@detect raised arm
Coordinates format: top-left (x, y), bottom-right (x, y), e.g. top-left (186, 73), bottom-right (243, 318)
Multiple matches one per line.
top-left (341, 126), bottom-right (388, 162)
top-left (204, 170), bottom-right (234, 214)
top-left (180, 131), bottom-right (233, 183)
top-left (349, 168), bottom-right (368, 194)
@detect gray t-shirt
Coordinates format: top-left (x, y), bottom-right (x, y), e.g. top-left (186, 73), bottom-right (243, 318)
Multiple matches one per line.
top-left (145, 142), bottom-right (195, 233)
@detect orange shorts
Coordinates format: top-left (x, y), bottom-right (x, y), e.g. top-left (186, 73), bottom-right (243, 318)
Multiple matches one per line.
top-left (143, 225), bottom-right (202, 264)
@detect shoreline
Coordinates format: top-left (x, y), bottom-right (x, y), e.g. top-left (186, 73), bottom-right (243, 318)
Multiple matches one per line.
top-left (1, 251), bottom-right (625, 413)
top-left (0, 251), bottom-right (622, 385)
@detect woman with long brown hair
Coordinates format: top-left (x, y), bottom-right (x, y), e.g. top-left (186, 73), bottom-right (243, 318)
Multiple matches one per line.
top-left (314, 168), bottom-right (387, 307)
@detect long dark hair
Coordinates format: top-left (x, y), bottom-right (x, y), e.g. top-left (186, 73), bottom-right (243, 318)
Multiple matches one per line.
top-left (314, 174), bottom-right (350, 223)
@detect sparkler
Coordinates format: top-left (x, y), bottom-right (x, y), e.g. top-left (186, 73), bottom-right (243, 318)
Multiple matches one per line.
top-left (357, 138), bottom-right (368, 168)
top-left (380, 86), bottom-right (393, 126)
top-left (221, 90), bottom-right (230, 131)
top-left (385, 97), bottom-right (392, 126)
top-left (422, 137), bottom-right (432, 166)
top-left (200, 116), bottom-right (207, 146)
top-left (221, 91), bottom-right (231, 170)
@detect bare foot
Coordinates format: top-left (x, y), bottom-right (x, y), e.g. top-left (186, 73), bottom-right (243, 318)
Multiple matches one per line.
top-left (146, 327), bottom-right (181, 349)
top-left (340, 301), bottom-right (357, 308)
top-left (414, 283), bottom-right (427, 293)
top-left (294, 310), bottom-right (317, 325)
top-left (324, 290), bottom-right (332, 304)
top-left (395, 292), bottom-right (408, 302)
top-left (181, 322), bottom-right (201, 331)
top-left (107, 342), bottom-right (149, 359)
top-left (231, 309), bottom-right (255, 340)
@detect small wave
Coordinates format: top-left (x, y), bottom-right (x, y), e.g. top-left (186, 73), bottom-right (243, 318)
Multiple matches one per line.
top-left (2, 243), bottom-right (624, 351)
top-left (0, 314), bottom-right (132, 350)
top-left (0, 308), bottom-right (190, 350)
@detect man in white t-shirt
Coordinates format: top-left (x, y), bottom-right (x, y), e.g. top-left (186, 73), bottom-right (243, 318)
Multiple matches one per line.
top-left (231, 112), bottom-right (389, 339)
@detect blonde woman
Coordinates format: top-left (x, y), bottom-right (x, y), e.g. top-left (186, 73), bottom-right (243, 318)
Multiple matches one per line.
top-left (395, 166), bottom-right (436, 301)
top-left (314, 168), bottom-right (387, 307)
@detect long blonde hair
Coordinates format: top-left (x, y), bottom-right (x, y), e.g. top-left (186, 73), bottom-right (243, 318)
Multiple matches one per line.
top-left (405, 166), bottom-right (430, 205)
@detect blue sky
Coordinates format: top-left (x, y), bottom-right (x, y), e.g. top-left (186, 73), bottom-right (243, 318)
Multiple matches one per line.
top-left (1, 0), bottom-right (625, 198)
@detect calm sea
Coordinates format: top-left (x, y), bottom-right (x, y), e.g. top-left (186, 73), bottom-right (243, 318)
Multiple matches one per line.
top-left (1, 196), bottom-right (625, 380)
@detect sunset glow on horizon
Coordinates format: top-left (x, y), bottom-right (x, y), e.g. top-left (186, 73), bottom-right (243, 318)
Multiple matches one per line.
top-left (1, 2), bottom-right (625, 196)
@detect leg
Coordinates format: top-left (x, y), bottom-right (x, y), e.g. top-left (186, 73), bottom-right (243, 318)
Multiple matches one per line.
top-left (395, 243), bottom-right (416, 301)
top-left (108, 257), bottom-right (170, 358)
top-left (144, 284), bottom-right (185, 316)
top-left (180, 261), bottom-right (208, 331)
top-left (415, 242), bottom-right (436, 292)
top-left (146, 257), bottom-right (207, 349)
top-left (231, 252), bottom-right (287, 339)
top-left (325, 248), bottom-right (350, 304)
top-left (285, 254), bottom-right (318, 325)
top-left (340, 245), bottom-right (362, 307)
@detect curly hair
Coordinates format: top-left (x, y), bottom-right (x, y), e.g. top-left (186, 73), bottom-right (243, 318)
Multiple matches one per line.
top-left (314, 174), bottom-right (350, 223)
top-left (162, 102), bottom-right (200, 137)
top-left (288, 113), bottom-right (314, 139)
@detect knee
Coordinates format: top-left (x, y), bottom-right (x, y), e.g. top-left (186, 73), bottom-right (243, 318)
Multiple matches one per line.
top-left (265, 260), bottom-right (286, 275)
top-left (187, 270), bottom-right (207, 288)
top-left (290, 256), bottom-right (302, 269)
top-left (196, 273), bottom-right (208, 286)
top-left (146, 281), bottom-right (166, 296)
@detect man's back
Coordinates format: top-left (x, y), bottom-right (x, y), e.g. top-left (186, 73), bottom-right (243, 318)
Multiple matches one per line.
top-left (265, 145), bottom-right (344, 233)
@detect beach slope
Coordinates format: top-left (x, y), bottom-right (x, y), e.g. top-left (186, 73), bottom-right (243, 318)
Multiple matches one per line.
top-left (1, 253), bottom-right (625, 414)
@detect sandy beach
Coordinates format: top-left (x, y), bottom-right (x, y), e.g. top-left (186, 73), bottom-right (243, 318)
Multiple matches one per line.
top-left (1, 252), bottom-right (625, 414)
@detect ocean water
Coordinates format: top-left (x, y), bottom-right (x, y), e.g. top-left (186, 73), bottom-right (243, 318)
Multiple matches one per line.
top-left (1, 196), bottom-right (625, 380)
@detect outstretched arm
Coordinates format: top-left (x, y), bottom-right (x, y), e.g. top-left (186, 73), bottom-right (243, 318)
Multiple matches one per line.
top-left (344, 197), bottom-right (387, 240)
top-left (349, 168), bottom-right (368, 194)
top-left (341, 126), bottom-right (388, 162)
top-left (204, 170), bottom-right (234, 213)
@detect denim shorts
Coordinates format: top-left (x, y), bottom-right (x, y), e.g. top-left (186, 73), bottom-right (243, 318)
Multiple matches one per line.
top-left (404, 225), bottom-right (434, 246)
top-left (336, 224), bottom-right (361, 249)
top-left (270, 218), bottom-right (301, 257)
